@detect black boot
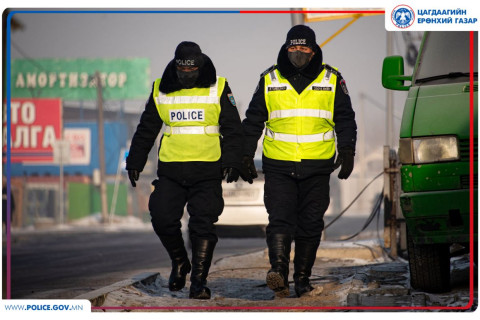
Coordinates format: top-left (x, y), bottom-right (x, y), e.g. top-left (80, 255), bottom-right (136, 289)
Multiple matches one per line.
top-left (189, 238), bottom-right (216, 299)
top-left (159, 234), bottom-right (191, 291)
top-left (266, 233), bottom-right (292, 298)
top-left (293, 239), bottom-right (320, 297)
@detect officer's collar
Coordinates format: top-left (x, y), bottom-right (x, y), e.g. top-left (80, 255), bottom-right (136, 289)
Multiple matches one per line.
top-left (276, 44), bottom-right (323, 79)
top-left (159, 54), bottom-right (217, 94)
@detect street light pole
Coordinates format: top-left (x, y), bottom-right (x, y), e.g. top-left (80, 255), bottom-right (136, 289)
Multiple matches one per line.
top-left (95, 71), bottom-right (109, 224)
top-left (290, 8), bottom-right (305, 26)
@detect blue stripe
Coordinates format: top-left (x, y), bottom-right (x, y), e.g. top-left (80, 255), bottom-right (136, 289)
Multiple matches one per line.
top-left (9, 10), bottom-right (241, 14)
top-left (5, 10), bottom-right (13, 299)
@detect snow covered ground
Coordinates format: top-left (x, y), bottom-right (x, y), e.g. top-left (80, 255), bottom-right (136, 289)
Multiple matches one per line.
top-left (91, 242), bottom-right (477, 311)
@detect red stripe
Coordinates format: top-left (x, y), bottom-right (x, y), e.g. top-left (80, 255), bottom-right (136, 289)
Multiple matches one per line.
top-left (468, 30), bottom-right (475, 310)
top-left (240, 10), bottom-right (385, 14)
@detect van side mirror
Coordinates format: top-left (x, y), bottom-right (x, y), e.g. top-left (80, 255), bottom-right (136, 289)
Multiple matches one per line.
top-left (382, 56), bottom-right (412, 91)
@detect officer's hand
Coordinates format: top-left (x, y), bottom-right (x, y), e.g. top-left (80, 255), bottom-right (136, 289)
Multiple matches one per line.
top-left (128, 169), bottom-right (140, 187)
top-left (240, 156), bottom-right (258, 184)
top-left (333, 147), bottom-right (355, 180)
top-left (223, 167), bottom-right (240, 183)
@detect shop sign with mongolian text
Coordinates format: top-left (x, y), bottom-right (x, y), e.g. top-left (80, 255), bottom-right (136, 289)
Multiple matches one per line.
top-left (3, 98), bottom-right (62, 163)
top-left (11, 58), bottom-right (150, 100)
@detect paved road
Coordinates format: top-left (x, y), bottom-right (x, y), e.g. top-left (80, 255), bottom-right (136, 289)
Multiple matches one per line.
top-left (8, 229), bottom-right (266, 299)
top-left (6, 214), bottom-right (383, 299)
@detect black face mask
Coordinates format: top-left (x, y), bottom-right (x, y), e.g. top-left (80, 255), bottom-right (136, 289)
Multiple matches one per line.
top-left (176, 69), bottom-right (199, 88)
top-left (287, 51), bottom-right (313, 69)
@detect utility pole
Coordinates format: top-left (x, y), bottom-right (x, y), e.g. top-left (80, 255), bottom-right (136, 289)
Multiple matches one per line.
top-left (358, 93), bottom-right (366, 210)
top-left (290, 8), bottom-right (305, 26)
top-left (383, 147), bottom-right (399, 258)
top-left (95, 71), bottom-right (109, 224)
top-left (386, 31), bottom-right (395, 147)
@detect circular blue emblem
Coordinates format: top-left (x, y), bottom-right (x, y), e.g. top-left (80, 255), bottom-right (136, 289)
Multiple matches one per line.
top-left (391, 5), bottom-right (415, 29)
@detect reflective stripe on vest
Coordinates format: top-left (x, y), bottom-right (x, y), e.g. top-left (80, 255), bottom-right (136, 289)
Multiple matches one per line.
top-left (265, 127), bottom-right (334, 143)
top-left (155, 79), bottom-right (220, 105)
top-left (152, 77), bottom-right (224, 162)
top-left (164, 125), bottom-right (220, 135)
top-left (263, 66), bottom-right (337, 161)
top-left (269, 108), bottom-right (332, 120)
top-left (267, 70), bottom-right (293, 92)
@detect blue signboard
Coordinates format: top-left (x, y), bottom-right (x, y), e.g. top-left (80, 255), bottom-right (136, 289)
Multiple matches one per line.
top-left (9, 121), bottom-right (127, 176)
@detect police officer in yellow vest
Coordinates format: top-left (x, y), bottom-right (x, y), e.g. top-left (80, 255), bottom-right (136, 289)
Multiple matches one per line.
top-left (126, 42), bottom-right (245, 299)
top-left (242, 25), bottom-right (357, 298)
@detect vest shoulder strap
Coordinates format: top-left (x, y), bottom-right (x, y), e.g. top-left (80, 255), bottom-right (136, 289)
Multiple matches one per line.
top-left (323, 64), bottom-right (340, 77)
top-left (260, 65), bottom-right (277, 78)
top-left (153, 78), bottom-right (161, 98)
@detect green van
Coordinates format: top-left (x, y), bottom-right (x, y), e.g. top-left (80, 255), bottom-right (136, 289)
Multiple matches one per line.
top-left (382, 31), bottom-right (478, 292)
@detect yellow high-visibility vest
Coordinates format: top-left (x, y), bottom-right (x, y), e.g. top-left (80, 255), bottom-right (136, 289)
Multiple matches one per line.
top-left (263, 65), bottom-right (337, 161)
top-left (152, 77), bottom-right (225, 162)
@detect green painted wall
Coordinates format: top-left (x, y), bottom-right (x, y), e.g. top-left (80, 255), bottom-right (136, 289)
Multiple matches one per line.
top-left (68, 182), bottom-right (128, 220)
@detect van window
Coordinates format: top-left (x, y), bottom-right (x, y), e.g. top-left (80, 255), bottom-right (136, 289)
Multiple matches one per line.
top-left (414, 32), bottom-right (478, 85)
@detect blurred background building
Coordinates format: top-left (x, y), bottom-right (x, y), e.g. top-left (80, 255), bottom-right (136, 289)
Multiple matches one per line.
top-left (5, 57), bottom-right (153, 227)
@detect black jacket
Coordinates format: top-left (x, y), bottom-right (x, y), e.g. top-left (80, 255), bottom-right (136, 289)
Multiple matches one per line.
top-left (126, 55), bottom-right (243, 184)
top-left (242, 44), bottom-right (357, 177)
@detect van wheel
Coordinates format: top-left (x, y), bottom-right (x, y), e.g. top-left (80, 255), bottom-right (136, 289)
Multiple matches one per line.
top-left (407, 230), bottom-right (450, 292)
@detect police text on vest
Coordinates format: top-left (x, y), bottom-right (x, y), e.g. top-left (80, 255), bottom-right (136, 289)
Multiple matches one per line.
top-left (170, 109), bottom-right (205, 122)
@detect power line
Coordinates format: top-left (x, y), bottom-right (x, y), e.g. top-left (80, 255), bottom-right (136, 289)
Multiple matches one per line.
top-left (11, 40), bottom-right (48, 72)
top-left (338, 189), bottom-right (383, 241)
top-left (324, 171), bottom-right (383, 230)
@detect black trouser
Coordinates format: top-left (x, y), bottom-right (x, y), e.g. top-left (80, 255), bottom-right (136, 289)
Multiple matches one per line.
top-left (148, 176), bottom-right (224, 242)
top-left (264, 171), bottom-right (330, 241)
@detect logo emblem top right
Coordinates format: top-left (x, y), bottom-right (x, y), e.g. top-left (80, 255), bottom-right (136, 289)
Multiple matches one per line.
top-left (392, 5), bottom-right (415, 29)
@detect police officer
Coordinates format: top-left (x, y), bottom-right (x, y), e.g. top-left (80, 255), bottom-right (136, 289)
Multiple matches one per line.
top-left (126, 41), bottom-right (244, 299)
top-left (242, 25), bottom-right (357, 298)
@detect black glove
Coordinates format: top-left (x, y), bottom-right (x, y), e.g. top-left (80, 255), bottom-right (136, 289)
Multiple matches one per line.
top-left (333, 148), bottom-right (354, 180)
top-left (223, 167), bottom-right (240, 183)
top-left (128, 169), bottom-right (140, 187)
top-left (239, 156), bottom-right (258, 184)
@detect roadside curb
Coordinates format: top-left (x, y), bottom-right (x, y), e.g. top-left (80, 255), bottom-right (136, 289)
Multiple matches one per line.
top-left (74, 272), bottom-right (159, 307)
